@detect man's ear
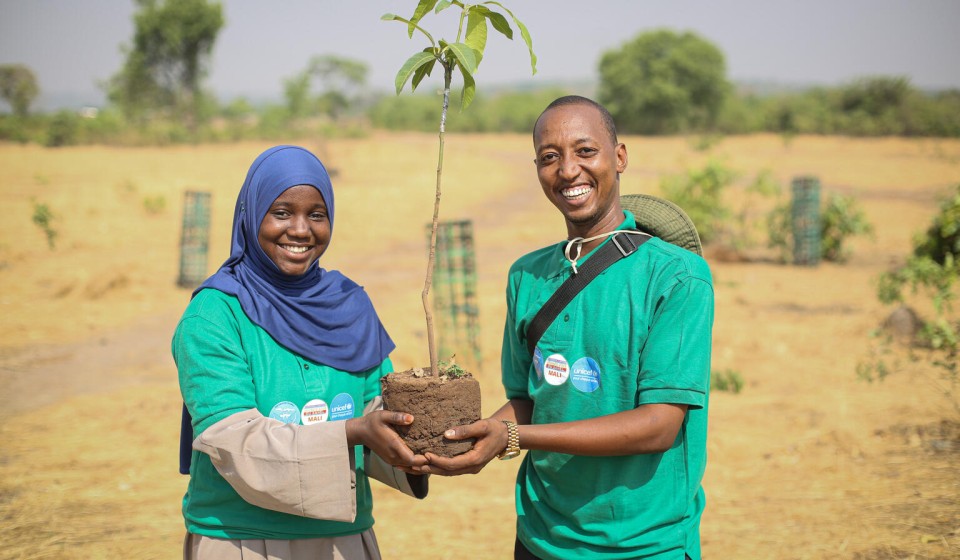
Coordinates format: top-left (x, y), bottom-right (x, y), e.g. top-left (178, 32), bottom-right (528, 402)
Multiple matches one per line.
top-left (616, 143), bottom-right (628, 173)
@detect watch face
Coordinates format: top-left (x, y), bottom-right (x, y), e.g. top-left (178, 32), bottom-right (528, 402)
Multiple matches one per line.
top-left (499, 450), bottom-right (521, 460)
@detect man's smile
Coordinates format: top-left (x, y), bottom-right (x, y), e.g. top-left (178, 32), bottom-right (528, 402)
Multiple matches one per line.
top-left (561, 185), bottom-right (593, 200)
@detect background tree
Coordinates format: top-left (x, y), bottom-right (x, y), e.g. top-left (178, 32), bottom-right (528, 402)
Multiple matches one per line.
top-left (283, 55), bottom-right (370, 122)
top-left (310, 55), bottom-right (369, 119)
top-left (598, 29), bottom-right (729, 134)
top-left (0, 64), bottom-right (40, 117)
top-left (107, 0), bottom-right (223, 127)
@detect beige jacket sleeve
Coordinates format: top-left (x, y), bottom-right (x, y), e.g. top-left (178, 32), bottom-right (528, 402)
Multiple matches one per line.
top-left (192, 409), bottom-right (356, 522)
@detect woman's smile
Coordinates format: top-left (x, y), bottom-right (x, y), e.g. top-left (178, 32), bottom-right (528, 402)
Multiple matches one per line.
top-left (258, 184), bottom-right (331, 276)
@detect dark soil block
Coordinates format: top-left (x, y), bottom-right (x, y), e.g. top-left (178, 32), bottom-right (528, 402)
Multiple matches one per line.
top-left (380, 369), bottom-right (481, 458)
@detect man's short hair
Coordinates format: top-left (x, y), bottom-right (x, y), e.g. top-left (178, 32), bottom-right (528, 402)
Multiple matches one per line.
top-left (534, 95), bottom-right (619, 145)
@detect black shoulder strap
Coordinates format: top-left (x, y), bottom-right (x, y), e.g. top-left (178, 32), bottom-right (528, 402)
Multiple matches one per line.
top-left (525, 232), bottom-right (650, 356)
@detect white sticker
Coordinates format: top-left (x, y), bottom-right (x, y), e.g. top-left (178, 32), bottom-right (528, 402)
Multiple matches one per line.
top-left (543, 353), bottom-right (570, 386)
top-left (301, 399), bottom-right (329, 424)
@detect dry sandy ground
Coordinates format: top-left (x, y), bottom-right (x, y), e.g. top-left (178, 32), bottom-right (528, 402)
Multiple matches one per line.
top-left (0, 133), bottom-right (958, 559)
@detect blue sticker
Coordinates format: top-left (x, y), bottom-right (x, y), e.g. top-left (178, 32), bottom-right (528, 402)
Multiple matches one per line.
top-left (533, 347), bottom-right (544, 380)
top-left (571, 357), bottom-right (601, 393)
top-left (269, 401), bottom-right (301, 424)
top-left (329, 393), bottom-right (356, 421)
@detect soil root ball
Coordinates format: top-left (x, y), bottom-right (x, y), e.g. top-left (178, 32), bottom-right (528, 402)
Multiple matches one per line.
top-left (381, 370), bottom-right (481, 458)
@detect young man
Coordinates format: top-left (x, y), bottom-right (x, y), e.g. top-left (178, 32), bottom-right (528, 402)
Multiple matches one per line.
top-left (421, 96), bottom-right (714, 560)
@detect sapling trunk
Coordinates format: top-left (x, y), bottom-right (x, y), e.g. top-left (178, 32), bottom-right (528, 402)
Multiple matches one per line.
top-left (422, 64), bottom-right (454, 378)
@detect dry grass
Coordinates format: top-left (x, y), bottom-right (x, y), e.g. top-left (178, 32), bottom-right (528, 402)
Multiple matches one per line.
top-left (1, 133), bottom-right (959, 559)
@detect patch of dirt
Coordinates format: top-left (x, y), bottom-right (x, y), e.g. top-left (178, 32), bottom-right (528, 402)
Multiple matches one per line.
top-left (2, 136), bottom-right (959, 559)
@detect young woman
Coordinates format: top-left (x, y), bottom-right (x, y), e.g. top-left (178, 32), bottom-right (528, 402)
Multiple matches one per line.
top-left (174, 145), bottom-right (426, 559)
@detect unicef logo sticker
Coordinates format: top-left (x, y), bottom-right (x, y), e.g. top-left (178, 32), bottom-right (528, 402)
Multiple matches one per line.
top-left (269, 401), bottom-right (301, 424)
top-left (543, 354), bottom-right (569, 386)
top-left (301, 399), bottom-right (329, 425)
top-left (571, 357), bottom-right (601, 393)
top-left (329, 393), bottom-right (355, 421)
top-left (533, 347), bottom-right (544, 380)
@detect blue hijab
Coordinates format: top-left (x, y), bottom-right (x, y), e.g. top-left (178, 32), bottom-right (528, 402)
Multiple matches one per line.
top-left (196, 145), bottom-right (395, 371)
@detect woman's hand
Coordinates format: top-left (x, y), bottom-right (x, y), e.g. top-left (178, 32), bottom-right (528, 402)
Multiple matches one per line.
top-left (346, 411), bottom-right (428, 469)
top-left (416, 417), bottom-right (509, 476)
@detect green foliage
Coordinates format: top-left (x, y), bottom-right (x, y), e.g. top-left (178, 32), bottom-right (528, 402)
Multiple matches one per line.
top-left (765, 201), bottom-right (793, 262)
top-left (861, 185), bottom-right (960, 412)
top-left (0, 64), bottom-right (40, 116)
top-left (383, 0), bottom-right (536, 110)
top-left (283, 55), bottom-right (371, 123)
top-left (439, 359), bottom-right (469, 379)
top-left (107, 0), bottom-right (224, 127)
top-left (820, 194), bottom-right (875, 262)
top-left (660, 161), bottom-right (781, 251)
top-left (689, 133), bottom-right (724, 152)
top-left (383, 0), bottom-right (536, 377)
top-left (913, 186), bottom-right (960, 265)
top-left (369, 86), bottom-right (569, 132)
top-left (660, 160), bottom-right (736, 244)
top-left (711, 369), bottom-right (744, 394)
top-left (766, 193), bottom-right (873, 264)
top-left (31, 201), bottom-right (57, 249)
top-left (142, 195), bottom-right (167, 215)
top-left (727, 169), bottom-right (782, 252)
top-left (45, 110), bottom-right (81, 147)
top-left (598, 29), bottom-right (729, 135)
top-left (717, 77), bottom-right (960, 138)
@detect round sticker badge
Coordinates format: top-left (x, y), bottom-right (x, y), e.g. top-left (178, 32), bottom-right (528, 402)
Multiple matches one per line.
top-left (269, 401), bottom-right (301, 424)
top-left (533, 347), bottom-right (544, 380)
top-left (571, 357), bottom-right (602, 393)
top-left (329, 393), bottom-right (356, 421)
top-left (543, 353), bottom-right (570, 386)
top-left (300, 399), bottom-right (329, 425)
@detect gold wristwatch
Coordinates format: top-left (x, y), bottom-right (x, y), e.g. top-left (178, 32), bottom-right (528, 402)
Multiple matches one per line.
top-left (498, 420), bottom-right (521, 460)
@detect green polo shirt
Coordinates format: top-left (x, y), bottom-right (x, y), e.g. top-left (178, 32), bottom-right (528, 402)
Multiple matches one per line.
top-left (173, 288), bottom-right (391, 539)
top-left (502, 211), bottom-right (714, 559)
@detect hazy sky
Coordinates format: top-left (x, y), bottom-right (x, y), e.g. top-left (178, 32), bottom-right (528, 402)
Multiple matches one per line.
top-left (2, 0), bottom-right (959, 110)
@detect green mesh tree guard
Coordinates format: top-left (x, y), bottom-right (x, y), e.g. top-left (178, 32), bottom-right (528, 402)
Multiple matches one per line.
top-left (791, 176), bottom-right (821, 266)
top-left (427, 220), bottom-right (481, 369)
top-left (178, 191), bottom-right (211, 288)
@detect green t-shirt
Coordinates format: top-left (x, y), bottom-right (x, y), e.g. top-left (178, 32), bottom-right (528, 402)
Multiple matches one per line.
top-left (173, 288), bottom-right (391, 539)
top-left (502, 211), bottom-right (714, 560)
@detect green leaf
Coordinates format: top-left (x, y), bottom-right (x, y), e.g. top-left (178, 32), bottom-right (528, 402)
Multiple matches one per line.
top-left (435, 0), bottom-right (454, 13)
top-left (382, 12), bottom-right (436, 45)
top-left (446, 42), bottom-right (478, 75)
top-left (465, 9), bottom-right (488, 67)
top-left (411, 49), bottom-right (437, 91)
top-left (476, 6), bottom-right (512, 39)
top-left (395, 51), bottom-right (437, 94)
top-left (512, 16), bottom-right (537, 74)
top-left (458, 62), bottom-right (476, 110)
top-left (484, 1), bottom-right (537, 74)
top-left (410, 0), bottom-right (439, 36)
